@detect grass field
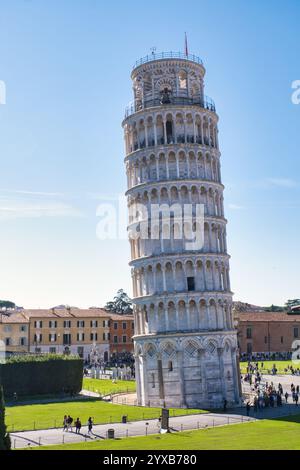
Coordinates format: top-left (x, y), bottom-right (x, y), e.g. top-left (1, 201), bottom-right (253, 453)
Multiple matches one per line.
top-left (31, 414), bottom-right (300, 450)
top-left (239, 360), bottom-right (295, 374)
top-left (6, 399), bottom-right (204, 432)
top-left (82, 378), bottom-right (136, 395)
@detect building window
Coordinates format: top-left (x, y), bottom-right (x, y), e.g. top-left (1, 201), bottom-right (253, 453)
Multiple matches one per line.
top-left (34, 321), bottom-right (43, 329)
top-left (63, 333), bottom-right (71, 345)
top-left (49, 334), bottom-right (57, 343)
top-left (49, 321), bottom-right (57, 329)
top-left (179, 70), bottom-right (187, 90)
top-left (20, 325), bottom-right (27, 332)
top-left (34, 334), bottom-right (42, 343)
top-left (168, 361), bottom-right (173, 372)
top-left (114, 322), bottom-right (118, 330)
top-left (77, 321), bottom-right (85, 328)
top-left (132, 322), bottom-right (134, 330)
top-left (90, 333), bottom-right (98, 341)
top-left (64, 321), bottom-right (71, 328)
top-left (122, 322), bottom-right (127, 330)
top-left (247, 343), bottom-right (252, 354)
top-left (294, 328), bottom-right (299, 338)
top-left (4, 326), bottom-right (11, 333)
top-left (90, 320), bottom-right (98, 328)
top-left (264, 336), bottom-right (268, 344)
top-left (281, 336), bottom-right (284, 344)
top-left (77, 346), bottom-right (84, 358)
top-left (20, 337), bottom-right (27, 346)
top-left (246, 327), bottom-right (252, 339)
top-left (122, 335), bottom-right (127, 343)
top-left (77, 333), bottom-right (85, 341)
top-left (187, 277), bottom-right (195, 291)
top-left (49, 347), bottom-right (56, 354)
top-left (113, 335), bottom-right (118, 344)
top-left (5, 338), bottom-right (10, 346)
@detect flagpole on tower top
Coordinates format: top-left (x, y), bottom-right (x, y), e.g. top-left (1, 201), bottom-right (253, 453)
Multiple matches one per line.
top-left (184, 32), bottom-right (189, 56)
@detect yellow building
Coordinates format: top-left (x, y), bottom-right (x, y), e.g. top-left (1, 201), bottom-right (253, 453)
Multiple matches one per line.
top-left (21, 308), bottom-right (111, 360)
top-left (0, 311), bottom-right (29, 353)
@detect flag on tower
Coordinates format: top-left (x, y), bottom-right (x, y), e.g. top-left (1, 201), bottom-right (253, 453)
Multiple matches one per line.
top-left (184, 32), bottom-right (189, 56)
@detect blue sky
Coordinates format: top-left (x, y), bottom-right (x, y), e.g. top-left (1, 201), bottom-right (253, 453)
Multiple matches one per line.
top-left (0, 0), bottom-right (299, 308)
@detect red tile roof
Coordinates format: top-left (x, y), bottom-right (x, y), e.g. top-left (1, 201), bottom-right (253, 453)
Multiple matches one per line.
top-left (237, 311), bottom-right (300, 322)
top-left (2, 308), bottom-right (111, 320)
top-left (0, 312), bottom-right (29, 324)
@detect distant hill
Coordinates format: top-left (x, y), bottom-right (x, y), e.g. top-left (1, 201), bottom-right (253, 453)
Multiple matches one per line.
top-left (233, 301), bottom-right (265, 313)
top-left (233, 301), bottom-right (285, 313)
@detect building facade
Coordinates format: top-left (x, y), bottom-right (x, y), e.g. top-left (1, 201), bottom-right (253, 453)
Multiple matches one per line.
top-left (237, 312), bottom-right (300, 358)
top-left (25, 308), bottom-right (111, 360)
top-left (0, 308), bottom-right (134, 360)
top-left (109, 314), bottom-right (135, 357)
top-left (123, 51), bottom-right (241, 408)
top-left (0, 312), bottom-right (29, 353)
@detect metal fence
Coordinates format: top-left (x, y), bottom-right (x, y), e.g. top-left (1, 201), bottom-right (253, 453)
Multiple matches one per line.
top-left (11, 413), bottom-right (254, 449)
top-left (133, 52), bottom-right (203, 69)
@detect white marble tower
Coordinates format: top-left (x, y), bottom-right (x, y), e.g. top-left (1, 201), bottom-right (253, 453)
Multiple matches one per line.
top-left (122, 51), bottom-right (241, 409)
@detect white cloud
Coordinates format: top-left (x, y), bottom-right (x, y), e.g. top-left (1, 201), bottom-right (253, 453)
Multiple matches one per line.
top-left (263, 178), bottom-right (298, 188)
top-left (0, 199), bottom-right (82, 220)
top-left (228, 203), bottom-right (245, 210)
top-left (0, 189), bottom-right (64, 197)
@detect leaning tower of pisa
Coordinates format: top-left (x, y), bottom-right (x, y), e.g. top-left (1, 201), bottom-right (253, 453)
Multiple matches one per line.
top-left (122, 51), bottom-right (241, 409)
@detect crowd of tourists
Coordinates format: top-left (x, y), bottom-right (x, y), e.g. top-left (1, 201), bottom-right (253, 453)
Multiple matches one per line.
top-left (62, 415), bottom-right (94, 434)
top-left (240, 352), bottom-right (292, 362)
top-left (244, 361), bottom-right (300, 376)
top-left (242, 361), bottom-right (300, 412)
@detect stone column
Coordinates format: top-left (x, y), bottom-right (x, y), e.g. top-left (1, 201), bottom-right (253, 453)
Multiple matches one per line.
top-left (231, 346), bottom-right (240, 403)
top-left (177, 350), bottom-right (187, 407)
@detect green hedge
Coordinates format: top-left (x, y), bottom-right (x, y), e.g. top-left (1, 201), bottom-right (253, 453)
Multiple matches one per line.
top-left (0, 354), bottom-right (83, 398)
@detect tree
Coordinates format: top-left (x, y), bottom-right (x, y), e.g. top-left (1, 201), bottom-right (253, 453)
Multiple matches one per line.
top-left (0, 301), bottom-right (15, 310)
top-left (105, 289), bottom-right (133, 315)
top-left (285, 299), bottom-right (300, 310)
top-left (0, 386), bottom-right (11, 450)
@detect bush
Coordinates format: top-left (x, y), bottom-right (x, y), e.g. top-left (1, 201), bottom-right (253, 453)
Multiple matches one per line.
top-left (0, 354), bottom-right (83, 398)
top-left (0, 386), bottom-right (11, 450)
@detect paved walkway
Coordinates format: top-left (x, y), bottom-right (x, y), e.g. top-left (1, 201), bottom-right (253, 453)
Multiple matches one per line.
top-left (10, 412), bottom-right (255, 449)
top-left (11, 403), bottom-right (300, 449)
top-left (10, 373), bottom-right (300, 449)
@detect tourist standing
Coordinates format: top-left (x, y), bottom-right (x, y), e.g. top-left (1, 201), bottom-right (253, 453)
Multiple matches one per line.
top-left (75, 418), bottom-right (81, 434)
top-left (285, 391), bottom-right (289, 403)
top-left (63, 415), bottom-right (68, 432)
top-left (88, 417), bottom-right (93, 435)
top-left (67, 415), bottom-right (73, 431)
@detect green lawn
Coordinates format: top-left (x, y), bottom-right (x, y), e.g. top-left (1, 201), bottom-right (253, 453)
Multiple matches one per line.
top-left (240, 360), bottom-right (296, 374)
top-left (82, 378), bottom-right (136, 395)
top-left (31, 414), bottom-right (300, 450)
top-left (6, 399), bottom-right (204, 432)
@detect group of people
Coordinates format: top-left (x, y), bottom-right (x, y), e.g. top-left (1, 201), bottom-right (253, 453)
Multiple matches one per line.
top-left (244, 361), bottom-right (300, 377)
top-left (240, 352), bottom-right (292, 362)
top-left (63, 415), bottom-right (94, 434)
top-left (284, 365), bottom-right (300, 376)
top-left (245, 379), bottom-right (300, 413)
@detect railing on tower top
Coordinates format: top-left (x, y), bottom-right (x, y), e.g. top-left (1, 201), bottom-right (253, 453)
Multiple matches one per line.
top-left (133, 51), bottom-right (203, 69)
top-left (124, 95), bottom-right (216, 119)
